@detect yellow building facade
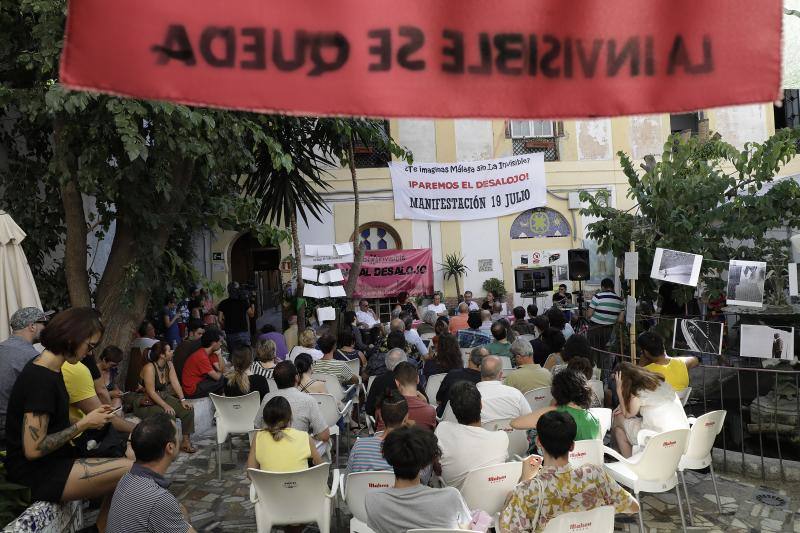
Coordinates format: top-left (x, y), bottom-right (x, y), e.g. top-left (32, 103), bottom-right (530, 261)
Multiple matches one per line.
top-left (207, 102), bottom-right (800, 310)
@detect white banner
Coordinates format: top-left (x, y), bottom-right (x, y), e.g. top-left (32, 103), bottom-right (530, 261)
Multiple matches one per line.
top-left (390, 153), bottom-right (546, 221)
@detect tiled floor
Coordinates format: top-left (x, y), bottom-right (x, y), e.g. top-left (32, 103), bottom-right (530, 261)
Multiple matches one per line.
top-left (166, 428), bottom-right (799, 532)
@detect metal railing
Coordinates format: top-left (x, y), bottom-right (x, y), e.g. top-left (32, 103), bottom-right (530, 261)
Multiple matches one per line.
top-left (581, 320), bottom-right (799, 481)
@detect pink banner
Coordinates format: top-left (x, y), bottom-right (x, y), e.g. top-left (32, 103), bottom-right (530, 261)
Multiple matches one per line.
top-left (339, 249), bottom-right (433, 298)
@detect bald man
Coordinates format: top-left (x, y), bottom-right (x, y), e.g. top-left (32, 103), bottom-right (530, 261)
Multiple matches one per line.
top-left (476, 356), bottom-right (531, 424)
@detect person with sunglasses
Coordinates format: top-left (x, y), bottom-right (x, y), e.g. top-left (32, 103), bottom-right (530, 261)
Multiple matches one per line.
top-left (4, 307), bottom-right (132, 529)
top-left (0, 307), bottom-right (50, 443)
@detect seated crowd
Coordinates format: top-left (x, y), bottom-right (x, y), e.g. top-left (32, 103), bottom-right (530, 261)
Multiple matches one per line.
top-left (0, 285), bottom-right (698, 532)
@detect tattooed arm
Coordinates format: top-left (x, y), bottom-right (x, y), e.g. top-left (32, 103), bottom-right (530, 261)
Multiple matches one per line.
top-left (22, 413), bottom-right (80, 460)
top-left (22, 406), bottom-right (112, 460)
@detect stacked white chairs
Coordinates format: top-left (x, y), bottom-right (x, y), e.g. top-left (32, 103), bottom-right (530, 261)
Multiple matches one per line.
top-left (209, 392), bottom-right (261, 480)
top-left (248, 463), bottom-right (339, 533)
top-left (482, 419), bottom-right (529, 459)
top-left (679, 410), bottom-right (727, 524)
top-left (603, 428), bottom-right (691, 533)
top-left (541, 505), bottom-right (615, 533)
top-left (524, 387), bottom-right (553, 412)
top-left (588, 407), bottom-right (612, 439)
top-left (425, 373), bottom-right (446, 407)
top-left (460, 461), bottom-right (523, 516)
top-left (339, 471), bottom-right (395, 533)
top-left (310, 393), bottom-right (354, 466)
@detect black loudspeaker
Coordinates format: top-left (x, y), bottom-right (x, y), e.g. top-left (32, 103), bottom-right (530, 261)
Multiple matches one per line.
top-left (568, 249), bottom-right (590, 281)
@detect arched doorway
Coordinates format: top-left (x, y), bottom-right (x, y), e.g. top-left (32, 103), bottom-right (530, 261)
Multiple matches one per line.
top-left (229, 232), bottom-right (282, 316)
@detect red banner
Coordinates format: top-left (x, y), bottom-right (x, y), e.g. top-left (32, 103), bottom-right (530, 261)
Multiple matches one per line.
top-left (59, 0), bottom-right (781, 119)
top-left (338, 249), bottom-right (433, 299)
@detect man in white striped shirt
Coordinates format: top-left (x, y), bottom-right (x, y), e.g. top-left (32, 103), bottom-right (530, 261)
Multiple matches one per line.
top-left (107, 413), bottom-right (195, 533)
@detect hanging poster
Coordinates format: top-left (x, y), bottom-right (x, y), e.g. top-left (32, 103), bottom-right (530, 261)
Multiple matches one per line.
top-left (390, 154), bottom-right (546, 221)
top-left (727, 260), bottom-right (767, 308)
top-left (337, 249), bottom-right (433, 298)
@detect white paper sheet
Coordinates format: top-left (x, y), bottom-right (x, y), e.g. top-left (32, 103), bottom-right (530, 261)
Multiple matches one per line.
top-left (329, 285), bottom-right (347, 297)
top-left (317, 306), bottom-right (336, 322)
top-left (626, 296), bottom-right (636, 325)
top-left (304, 244), bottom-right (319, 257)
top-left (303, 284), bottom-right (330, 299)
top-left (316, 244), bottom-right (334, 257)
top-left (301, 267), bottom-right (318, 282)
top-left (624, 252), bottom-right (639, 280)
top-left (319, 269), bottom-right (344, 284)
top-left (335, 242), bottom-right (353, 256)
top-left (790, 263), bottom-right (798, 296)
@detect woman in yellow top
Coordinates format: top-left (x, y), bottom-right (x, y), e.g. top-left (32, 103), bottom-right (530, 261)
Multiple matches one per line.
top-left (638, 330), bottom-right (698, 391)
top-left (247, 396), bottom-right (323, 472)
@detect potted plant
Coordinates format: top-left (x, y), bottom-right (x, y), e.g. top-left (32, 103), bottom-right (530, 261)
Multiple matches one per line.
top-left (439, 253), bottom-right (469, 300)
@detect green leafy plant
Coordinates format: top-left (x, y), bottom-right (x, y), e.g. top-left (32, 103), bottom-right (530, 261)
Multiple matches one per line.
top-left (580, 129), bottom-right (800, 306)
top-left (439, 253), bottom-right (469, 298)
top-left (482, 278), bottom-right (507, 299)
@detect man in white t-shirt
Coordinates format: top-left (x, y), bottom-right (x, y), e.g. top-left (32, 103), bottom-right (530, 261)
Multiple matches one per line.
top-left (477, 356), bottom-right (532, 423)
top-left (355, 299), bottom-right (379, 328)
top-left (426, 293), bottom-right (448, 317)
top-left (464, 291), bottom-right (480, 312)
top-left (435, 381), bottom-right (508, 489)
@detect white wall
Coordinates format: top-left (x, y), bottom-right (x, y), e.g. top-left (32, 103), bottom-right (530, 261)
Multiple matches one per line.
top-left (455, 119), bottom-right (502, 296)
top-left (398, 119), bottom-right (437, 163)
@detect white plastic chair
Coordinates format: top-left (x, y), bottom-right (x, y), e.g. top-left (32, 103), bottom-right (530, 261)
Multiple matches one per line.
top-left (677, 386), bottom-right (692, 406)
top-left (209, 392), bottom-right (261, 480)
top-left (366, 375), bottom-right (376, 394)
top-left (603, 428), bottom-right (691, 533)
top-left (460, 461), bottom-right (523, 516)
top-left (425, 373), bottom-right (446, 406)
top-left (313, 372), bottom-right (357, 403)
top-left (541, 505), bottom-right (615, 533)
top-left (440, 402), bottom-right (457, 423)
top-left (679, 410), bottom-right (727, 524)
top-left (340, 471), bottom-right (395, 533)
top-left (568, 439), bottom-right (604, 467)
top-left (248, 464), bottom-right (339, 533)
top-left (266, 378), bottom-right (277, 393)
top-left (408, 530), bottom-right (481, 533)
top-left (499, 356), bottom-right (513, 370)
top-left (588, 379), bottom-right (604, 404)
top-left (588, 407), bottom-right (612, 439)
top-left (310, 393), bottom-right (353, 467)
top-left (482, 419), bottom-right (529, 459)
top-left (344, 357), bottom-right (361, 378)
top-left (420, 332), bottom-right (435, 341)
top-left (524, 387), bottom-right (553, 412)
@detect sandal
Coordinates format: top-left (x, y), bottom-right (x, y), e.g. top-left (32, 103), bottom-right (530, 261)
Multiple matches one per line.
top-left (180, 443), bottom-right (197, 454)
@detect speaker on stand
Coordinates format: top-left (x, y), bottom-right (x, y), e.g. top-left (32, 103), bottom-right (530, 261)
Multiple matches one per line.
top-left (568, 249), bottom-right (591, 328)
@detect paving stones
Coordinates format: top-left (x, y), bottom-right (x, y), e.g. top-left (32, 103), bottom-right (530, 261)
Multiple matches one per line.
top-left (163, 425), bottom-right (796, 532)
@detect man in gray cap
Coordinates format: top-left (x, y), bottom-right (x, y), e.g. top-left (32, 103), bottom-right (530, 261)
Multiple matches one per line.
top-left (0, 307), bottom-right (49, 441)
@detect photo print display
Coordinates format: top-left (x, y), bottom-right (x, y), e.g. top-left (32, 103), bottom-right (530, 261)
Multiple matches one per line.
top-left (672, 319), bottom-right (723, 355)
top-left (727, 260), bottom-right (767, 308)
top-left (650, 248), bottom-right (703, 287)
top-left (740, 324), bottom-right (795, 360)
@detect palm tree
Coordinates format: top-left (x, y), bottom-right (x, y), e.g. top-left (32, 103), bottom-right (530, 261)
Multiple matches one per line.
top-left (242, 117), bottom-right (336, 329)
top-left (439, 253), bottom-right (470, 300)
